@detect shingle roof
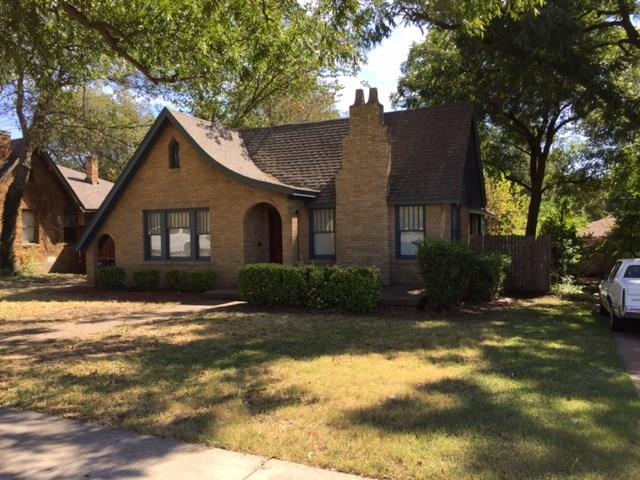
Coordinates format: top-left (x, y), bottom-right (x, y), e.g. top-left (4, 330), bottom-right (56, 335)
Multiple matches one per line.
top-left (238, 103), bottom-right (475, 205)
top-left (55, 164), bottom-right (114, 211)
top-left (169, 110), bottom-right (317, 195)
top-left (0, 139), bottom-right (113, 211)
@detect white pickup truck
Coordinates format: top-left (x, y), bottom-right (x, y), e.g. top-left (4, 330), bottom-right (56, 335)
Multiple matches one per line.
top-left (600, 259), bottom-right (640, 331)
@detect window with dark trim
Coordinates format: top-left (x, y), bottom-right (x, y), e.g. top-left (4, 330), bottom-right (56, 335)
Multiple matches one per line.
top-left (63, 212), bottom-right (77, 243)
top-left (310, 208), bottom-right (335, 258)
top-left (451, 205), bottom-right (461, 241)
top-left (169, 139), bottom-right (181, 169)
top-left (396, 205), bottom-right (424, 258)
top-left (22, 210), bottom-right (37, 244)
top-left (144, 209), bottom-right (210, 261)
top-left (470, 213), bottom-right (484, 236)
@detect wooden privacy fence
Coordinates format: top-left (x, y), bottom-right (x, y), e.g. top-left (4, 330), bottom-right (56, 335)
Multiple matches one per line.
top-left (470, 235), bottom-right (551, 293)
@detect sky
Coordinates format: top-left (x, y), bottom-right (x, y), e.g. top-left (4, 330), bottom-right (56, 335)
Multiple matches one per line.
top-left (0, 25), bottom-right (424, 137)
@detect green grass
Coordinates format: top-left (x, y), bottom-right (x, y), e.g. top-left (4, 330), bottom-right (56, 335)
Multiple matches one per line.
top-left (0, 287), bottom-right (638, 479)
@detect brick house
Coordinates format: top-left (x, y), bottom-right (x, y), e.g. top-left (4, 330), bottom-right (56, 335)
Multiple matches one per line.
top-left (0, 132), bottom-right (113, 273)
top-left (78, 88), bottom-right (487, 286)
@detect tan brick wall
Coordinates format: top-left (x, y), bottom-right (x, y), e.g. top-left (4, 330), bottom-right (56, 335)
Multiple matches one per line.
top-left (390, 204), bottom-right (452, 285)
top-left (85, 125), bottom-right (302, 287)
top-left (335, 95), bottom-right (392, 283)
top-left (0, 154), bottom-right (82, 273)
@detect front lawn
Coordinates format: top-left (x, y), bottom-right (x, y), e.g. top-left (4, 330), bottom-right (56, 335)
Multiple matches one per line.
top-left (0, 286), bottom-right (638, 479)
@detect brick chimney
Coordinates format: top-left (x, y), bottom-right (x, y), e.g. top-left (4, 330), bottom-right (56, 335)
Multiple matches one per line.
top-left (335, 87), bottom-right (392, 283)
top-left (85, 155), bottom-right (99, 184)
top-left (0, 130), bottom-right (11, 162)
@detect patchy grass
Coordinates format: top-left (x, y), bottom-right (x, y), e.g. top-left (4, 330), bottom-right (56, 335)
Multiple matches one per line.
top-left (0, 282), bottom-right (638, 479)
top-left (0, 274), bottom-right (188, 327)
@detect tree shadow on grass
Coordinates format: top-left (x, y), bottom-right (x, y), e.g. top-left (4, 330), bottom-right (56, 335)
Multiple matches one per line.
top-left (2, 297), bottom-right (639, 478)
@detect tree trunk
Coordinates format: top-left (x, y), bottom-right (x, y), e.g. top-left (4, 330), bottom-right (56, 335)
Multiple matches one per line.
top-left (0, 150), bottom-right (32, 274)
top-left (525, 180), bottom-right (543, 237)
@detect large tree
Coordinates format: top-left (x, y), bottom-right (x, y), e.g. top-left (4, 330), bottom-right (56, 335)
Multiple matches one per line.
top-left (0, 0), bottom-right (376, 273)
top-left (394, 0), bottom-right (638, 235)
top-left (46, 87), bottom-right (154, 182)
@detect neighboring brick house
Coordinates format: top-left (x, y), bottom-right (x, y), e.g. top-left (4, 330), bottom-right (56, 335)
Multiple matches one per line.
top-left (78, 88), bottom-right (487, 286)
top-left (0, 132), bottom-right (113, 273)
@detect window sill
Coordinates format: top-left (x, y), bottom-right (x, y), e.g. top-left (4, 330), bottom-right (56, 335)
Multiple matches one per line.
top-left (142, 259), bottom-right (212, 266)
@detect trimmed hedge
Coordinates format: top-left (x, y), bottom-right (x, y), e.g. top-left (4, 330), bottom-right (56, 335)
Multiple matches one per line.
top-left (417, 240), bottom-right (511, 310)
top-left (166, 269), bottom-right (216, 293)
top-left (467, 253), bottom-right (512, 302)
top-left (238, 264), bottom-right (381, 313)
top-left (131, 270), bottom-right (160, 291)
top-left (95, 266), bottom-right (127, 290)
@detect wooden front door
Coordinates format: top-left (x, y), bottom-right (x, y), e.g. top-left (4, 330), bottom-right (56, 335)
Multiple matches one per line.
top-left (268, 208), bottom-right (283, 263)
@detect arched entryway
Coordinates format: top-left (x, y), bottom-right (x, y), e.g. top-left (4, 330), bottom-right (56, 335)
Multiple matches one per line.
top-left (97, 234), bottom-right (116, 267)
top-left (244, 203), bottom-right (283, 264)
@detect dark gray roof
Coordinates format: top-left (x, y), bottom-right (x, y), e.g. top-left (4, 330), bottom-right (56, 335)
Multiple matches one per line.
top-left (240, 103), bottom-right (476, 206)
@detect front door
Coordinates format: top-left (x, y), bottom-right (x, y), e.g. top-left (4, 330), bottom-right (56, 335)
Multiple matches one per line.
top-left (268, 208), bottom-right (283, 263)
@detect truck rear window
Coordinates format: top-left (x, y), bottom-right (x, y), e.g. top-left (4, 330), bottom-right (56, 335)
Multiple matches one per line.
top-left (624, 265), bottom-right (640, 278)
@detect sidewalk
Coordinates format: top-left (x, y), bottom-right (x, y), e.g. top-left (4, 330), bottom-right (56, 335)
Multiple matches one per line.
top-left (0, 409), bottom-right (369, 480)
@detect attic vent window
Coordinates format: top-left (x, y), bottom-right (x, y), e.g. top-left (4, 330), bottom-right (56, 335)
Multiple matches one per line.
top-left (169, 139), bottom-right (181, 169)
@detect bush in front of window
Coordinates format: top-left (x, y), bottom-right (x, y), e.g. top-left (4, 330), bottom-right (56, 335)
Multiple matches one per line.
top-left (238, 264), bottom-right (381, 313)
top-left (131, 270), bottom-right (161, 291)
top-left (466, 253), bottom-right (512, 302)
top-left (95, 266), bottom-right (127, 290)
top-left (166, 269), bottom-right (216, 293)
top-left (417, 240), bottom-right (512, 310)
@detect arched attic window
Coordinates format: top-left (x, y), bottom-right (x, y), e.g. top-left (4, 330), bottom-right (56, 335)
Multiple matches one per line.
top-left (169, 139), bottom-right (181, 169)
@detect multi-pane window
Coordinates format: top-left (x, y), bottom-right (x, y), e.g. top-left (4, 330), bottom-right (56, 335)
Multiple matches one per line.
top-left (397, 206), bottom-right (424, 258)
top-left (146, 211), bottom-right (163, 259)
top-left (311, 208), bottom-right (335, 258)
top-left (470, 213), bottom-right (484, 236)
top-left (63, 212), bottom-right (77, 243)
top-left (144, 209), bottom-right (210, 261)
top-left (168, 210), bottom-right (191, 258)
top-left (22, 210), bottom-right (37, 244)
top-left (196, 209), bottom-right (211, 258)
top-left (169, 139), bottom-right (181, 169)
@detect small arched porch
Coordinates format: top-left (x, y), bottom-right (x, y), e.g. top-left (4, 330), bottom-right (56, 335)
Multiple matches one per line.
top-left (243, 203), bottom-right (283, 264)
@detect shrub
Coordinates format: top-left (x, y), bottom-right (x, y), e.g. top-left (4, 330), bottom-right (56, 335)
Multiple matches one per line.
top-left (238, 264), bottom-right (381, 313)
top-left (466, 253), bottom-right (511, 302)
top-left (131, 269), bottom-right (160, 291)
top-left (96, 266), bottom-right (127, 290)
top-left (417, 240), bottom-right (511, 310)
top-left (166, 269), bottom-right (216, 293)
top-left (417, 240), bottom-right (474, 311)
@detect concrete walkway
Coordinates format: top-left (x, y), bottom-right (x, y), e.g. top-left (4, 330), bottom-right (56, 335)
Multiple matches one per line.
top-left (0, 301), bottom-right (244, 349)
top-left (614, 331), bottom-right (640, 393)
top-left (0, 409), bottom-right (369, 480)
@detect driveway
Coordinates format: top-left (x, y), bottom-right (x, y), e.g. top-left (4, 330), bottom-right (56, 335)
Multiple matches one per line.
top-left (0, 409), bottom-right (369, 480)
top-left (614, 329), bottom-right (640, 393)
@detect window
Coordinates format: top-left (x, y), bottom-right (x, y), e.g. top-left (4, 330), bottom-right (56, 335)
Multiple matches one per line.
top-left (63, 212), bottom-right (77, 243)
top-left (451, 205), bottom-right (461, 241)
top-left (168, 210), bottom-right (191, 258)
top-left (470, 213), bottom-right (484, 236)
top-left (624, 265), bottom-right (640, 278)
top-left (608, 261), bottom-right (623, 282)
top-left (144, 208), bottom-right (210, 261)
top-left (22, 210), bottom-right (37, 244)
top-left (310, 209), bottom-right (335, 258)
top-left (169, 139), bottom-right (180, 169)
top-left (146, 211), bottom-right (163, 259)
top-left (397, 206), bottom-right (424, 258)
top-left (196, 209), bottom-right (211, 258)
